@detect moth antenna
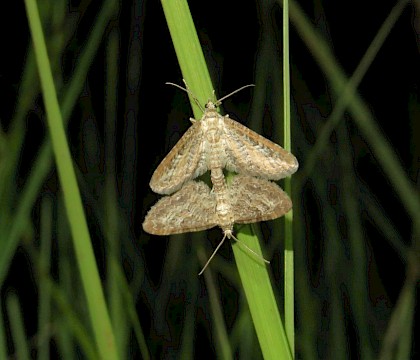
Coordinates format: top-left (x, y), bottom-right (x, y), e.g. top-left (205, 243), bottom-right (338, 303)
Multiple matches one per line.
top-left (215, 84), bottom-right (255, 106)
top-left (212, 89), bottom-right (217, 104)
top-left (198, 233), bottom-right (228, 276)
top-left (229, 232), bottom-right (270, 265)
top-left (166, 80), bottom-right (205, 112)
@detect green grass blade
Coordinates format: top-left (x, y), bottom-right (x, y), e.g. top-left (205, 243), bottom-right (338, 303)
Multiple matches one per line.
top-left (24, 1), bottom-right (119, 359)
top-left (161, 0), bottom-right (213, 118)
top-left (282, 0), bottom-right (295, 355)
top-left (161, 1), bottom-right (292, 358)
top-left (234, 227), bottom-right (292, 359)
top-left (162, 0), bottom-right (291, 359)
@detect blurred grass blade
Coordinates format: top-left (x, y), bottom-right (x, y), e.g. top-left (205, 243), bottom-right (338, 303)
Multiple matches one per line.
top-left (298, 0), bottom-right (410, 180)
top-left (379, 267), bottom-right (417, 360)
top-left (38, 196), bottom-right (53, 360)
top-left (104, 28), bottom-right (127, 358)
top-left (339, 122), bottom-right (373, 358)
top-left (50, 281), bottom-right (99, 360)
top-left (0, 0), bottom-right (118, 287)
top-left (0, 300), bottom-right (8, 360)
top-left (199, 249), bottom-right (233, 359)
top-left (288, 0), bottom-right (420, 224)
top-left (56, 198), bottom-right (96, 359)
top-left (161, 0), bottom-right (291, 358)
top-left (24, 0), bottom-right (119, 359)
top-left (117, 268), bottom-right (151, 360)
top-left (6, 292), bottom-right (30, 360)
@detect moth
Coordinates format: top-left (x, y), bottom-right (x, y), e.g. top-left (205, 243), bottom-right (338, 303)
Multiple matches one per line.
top-left (142, 174), bottom-right (292, 274)
top-left (150, 82), bottom-right (299, 195)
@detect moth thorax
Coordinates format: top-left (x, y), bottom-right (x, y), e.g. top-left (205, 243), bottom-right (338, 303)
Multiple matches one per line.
top-left (203, 117), bottom-right (222, 143)
top-left (209, 140), bottom-right (225, 167)
top-left (205, 129), bottom-right (221, 144)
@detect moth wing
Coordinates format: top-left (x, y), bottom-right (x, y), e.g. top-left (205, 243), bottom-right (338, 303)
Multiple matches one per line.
top-left (150, 121), bottom-right (208, 194)
top-left (143, 181), bottom-right (218, 235)
top-left (229, 175), bottom-right (292, 224)
top-left (222, 117), bottom-right (299, 180)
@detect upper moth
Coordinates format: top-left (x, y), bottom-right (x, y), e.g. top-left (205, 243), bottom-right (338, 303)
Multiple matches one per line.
top-left (150, 82), bottom-right (299, 195)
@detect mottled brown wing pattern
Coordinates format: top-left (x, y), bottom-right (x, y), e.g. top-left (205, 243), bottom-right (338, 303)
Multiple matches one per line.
top-left (222, 117), bottom-right (299, 180)
top-left (229, 175), bottom-right (292, 224)
top-left (142, 181), bottom-right (218, 235)
top-left (149, 121), bottom-right (208, 195)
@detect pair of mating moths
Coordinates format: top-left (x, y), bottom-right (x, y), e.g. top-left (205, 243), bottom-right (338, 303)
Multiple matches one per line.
top-left (142, 82), bottom-right (298, 274)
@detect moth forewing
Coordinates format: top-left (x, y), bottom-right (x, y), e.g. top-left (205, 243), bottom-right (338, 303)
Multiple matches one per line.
top-left (222, 117), bottom-right (299, 180)
top-left (149, 121), bottom-right (207, 195)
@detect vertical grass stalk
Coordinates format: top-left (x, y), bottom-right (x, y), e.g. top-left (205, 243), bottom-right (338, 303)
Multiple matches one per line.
top-left (161, 0), bottom-right (291, 358)
top-left (282, 0), bottom-right (295, 356)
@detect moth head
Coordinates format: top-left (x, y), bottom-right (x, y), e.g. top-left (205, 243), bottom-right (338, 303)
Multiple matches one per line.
top-left (165, 80), bottom-right (255, 115)
top-left (205, 100), bottom-right (218, 110)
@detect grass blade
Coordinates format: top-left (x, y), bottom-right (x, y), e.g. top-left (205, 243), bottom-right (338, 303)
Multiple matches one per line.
top-left (161, 0), bottom-right (292, 358)
top-left (282, 0), bottom-right (295, 355)
top-left (24, 0), bottom-right (119, 358)
top-left (6, 292), bottom-right (30, 360)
